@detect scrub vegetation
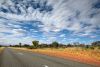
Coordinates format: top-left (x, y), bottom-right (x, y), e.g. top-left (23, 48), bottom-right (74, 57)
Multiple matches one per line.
top-left (10, 40), bottom-right (100, 66)
top-left (0, 46), bottom-right (4, 53)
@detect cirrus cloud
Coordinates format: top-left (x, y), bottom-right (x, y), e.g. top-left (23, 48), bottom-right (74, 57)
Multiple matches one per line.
top-left (0, 0), bottom-right (100, 45)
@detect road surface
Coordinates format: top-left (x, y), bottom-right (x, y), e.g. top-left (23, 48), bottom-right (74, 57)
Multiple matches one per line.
top-left (0, 48), bottom-right (95, 67)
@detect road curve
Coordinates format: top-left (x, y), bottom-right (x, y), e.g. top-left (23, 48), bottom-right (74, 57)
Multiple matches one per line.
top-left (0, 48), bottom-right (96, 67)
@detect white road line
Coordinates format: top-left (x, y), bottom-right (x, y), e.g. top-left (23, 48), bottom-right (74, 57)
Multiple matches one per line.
top-left (43, 65), bottom-right (49, 67)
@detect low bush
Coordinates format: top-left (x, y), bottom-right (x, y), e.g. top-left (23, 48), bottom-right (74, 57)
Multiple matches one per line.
top-left (90, 46), bottom-right (95, 50)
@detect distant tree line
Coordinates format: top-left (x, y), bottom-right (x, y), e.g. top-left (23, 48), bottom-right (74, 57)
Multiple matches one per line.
top-left (0, 45), bottom-right (2, 47)
top-left (9, 41), bottom-right (100, 49)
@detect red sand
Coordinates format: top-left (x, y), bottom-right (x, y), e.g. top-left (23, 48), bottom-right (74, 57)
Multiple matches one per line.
top-left (32, 50), bottom-right (100, 67)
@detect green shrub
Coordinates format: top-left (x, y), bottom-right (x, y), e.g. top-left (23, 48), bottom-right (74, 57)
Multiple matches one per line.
top-left (28, 46), bottom-right (35, 49)
top-left (98, 46), bottom-right (100, 49)
top-left (90, 46), bottom-right (95, 50)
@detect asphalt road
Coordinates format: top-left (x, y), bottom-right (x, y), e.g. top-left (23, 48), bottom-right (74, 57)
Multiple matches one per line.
top-left (0, 48), bottom-right (96, 67)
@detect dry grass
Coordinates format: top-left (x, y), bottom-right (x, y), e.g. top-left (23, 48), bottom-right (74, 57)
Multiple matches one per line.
top-left (0, 47), bottom-right (4, 53)
top-left (12, 47), bottom-right (100, 66)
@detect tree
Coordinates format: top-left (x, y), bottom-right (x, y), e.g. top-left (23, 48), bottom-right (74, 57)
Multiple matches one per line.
top-left (19, 43), bottom-right (22, 47)
top-left (40, 44), bottom-right (48, 48)
top-left (67, 43), bottom-right (72, 47)
top-left (23, 44), bottom-right (30, 47)
top-left (85, 45), bottom-right (89, 49)
top-left (73, 42), bottom-right (80, 47)
top-left (32, 40), bottom-right (39, 48)
top-left (79, 44), bottom-right (85, 47)
top-left (9, 45), bottom-right (12, 47)
top-left (51, 41), bottom-right (59, 48)
top-left (0, 45), bottom-right (2, 47)
top-left (92, 41), bottom-right (100, 46)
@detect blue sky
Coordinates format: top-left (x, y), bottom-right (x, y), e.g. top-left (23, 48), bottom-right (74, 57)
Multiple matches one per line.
top-left (0, 0), bottom-right (100, 45)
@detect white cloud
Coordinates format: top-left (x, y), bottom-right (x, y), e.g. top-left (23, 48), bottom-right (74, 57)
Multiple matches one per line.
top-left (59, 34), bottom-right (66, 37)
top-left (0, 0), bottom-right (100, 44)
top-left (10, 29), bottom-right (26, 37)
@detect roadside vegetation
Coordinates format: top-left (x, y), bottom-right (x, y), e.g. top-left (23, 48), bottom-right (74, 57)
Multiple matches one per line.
top-left (10, 40), bottom-right (100, 50)
top-left (9, 40), bottom-right (100, 66)
top-left (0, 46), bottom-right (4, 53)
